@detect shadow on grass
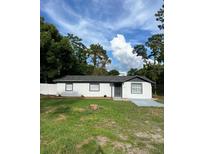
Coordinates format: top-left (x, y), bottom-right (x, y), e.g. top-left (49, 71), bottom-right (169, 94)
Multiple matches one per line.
top-left (40, 98), bottom-right (83, 115)
top-left (41, 98), bottom-right (81, 108)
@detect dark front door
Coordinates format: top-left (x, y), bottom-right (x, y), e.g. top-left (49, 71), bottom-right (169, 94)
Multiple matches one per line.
top-left (114, 83), bottom-right (122, 97)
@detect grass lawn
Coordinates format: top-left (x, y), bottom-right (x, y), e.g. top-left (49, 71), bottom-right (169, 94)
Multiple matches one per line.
top-left (41, 97), bottom-right (164, 154)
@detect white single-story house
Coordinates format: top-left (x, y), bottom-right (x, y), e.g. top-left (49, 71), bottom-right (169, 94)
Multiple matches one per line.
top-left (48, 75), bottom-right (155, 99)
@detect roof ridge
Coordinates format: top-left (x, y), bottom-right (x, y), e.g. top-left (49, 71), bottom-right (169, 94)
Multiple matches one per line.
top-left (53, 75), bottom-right (155, 84)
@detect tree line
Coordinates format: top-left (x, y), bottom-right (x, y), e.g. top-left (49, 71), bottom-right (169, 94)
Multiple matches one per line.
top-left (128, 4), bottom-right (164, 95)
top-left (41, 3), bottom-right (164, 95)
top-left (40, 17), bottom-right (119, 83)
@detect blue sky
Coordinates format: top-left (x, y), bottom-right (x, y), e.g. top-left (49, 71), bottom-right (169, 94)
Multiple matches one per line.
top-left (41, 0), bottom-right (162, 73)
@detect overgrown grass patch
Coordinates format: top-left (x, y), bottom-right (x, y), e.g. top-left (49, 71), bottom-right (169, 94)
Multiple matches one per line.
top-left (41, 97), bottom-right (163, 154)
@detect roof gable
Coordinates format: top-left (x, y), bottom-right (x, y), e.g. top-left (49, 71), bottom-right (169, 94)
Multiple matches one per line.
top-left (124, 75), bottom-right (156, 84)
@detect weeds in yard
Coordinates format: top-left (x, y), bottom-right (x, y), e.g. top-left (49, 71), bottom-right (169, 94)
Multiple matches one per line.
top-left (41, 98), bottom-right (164, 154)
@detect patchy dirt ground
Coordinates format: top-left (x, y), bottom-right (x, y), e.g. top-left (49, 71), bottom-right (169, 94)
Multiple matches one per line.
top-left (55, 114), bottom-right (66, 122)
top-left (41, 98), bottom-right (164, 154)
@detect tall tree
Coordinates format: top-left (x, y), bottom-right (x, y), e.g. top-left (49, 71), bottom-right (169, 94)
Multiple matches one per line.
top-left (101, 54), bottom-right (111, 69)
top-left (66, 33), bottom-right (88, 63)
top-left (155, 4), bottom-right (164, 30)
top-left (145, 34), bottom-right (164, 63)
top-left (40, 17), bottom-right (88, 82)
top-left (89, 43), bottom-right (111, 68)
top-left (41, 17), bottom-right (62, 82)
top-left (130, 2), bottom-right (164, 95)
top-left (133, 44), bottom-right (148, 63)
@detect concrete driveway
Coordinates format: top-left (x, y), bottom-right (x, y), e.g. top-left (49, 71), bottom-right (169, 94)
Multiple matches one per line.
top-left (129, 99), bottom-right (164, 107)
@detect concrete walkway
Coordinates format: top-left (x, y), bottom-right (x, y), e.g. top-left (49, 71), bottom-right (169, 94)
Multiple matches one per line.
top-left (129, 99), bottom-right (164, 107)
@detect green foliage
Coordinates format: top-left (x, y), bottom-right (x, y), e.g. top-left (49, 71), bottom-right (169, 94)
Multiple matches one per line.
top-left (127, 68), bottom-right (138, 76)
top-left (145, 34), bottom-right (164, 63)
top-left (127, 64), bottom-right (164, 95)
top-left (40, 17), bottom-right (89, 82)
top-left (41, 17), bottom-right (62, 82)
top-left (66, 33), bottom-right (88, 63)
top-left (92, 67), bottom-right (108, 75)
top-left (40, 17), bottom-right (61, 41)
top-left (89, 44), bottom-right (111, 68)
top-left (155, 4), bottom-right (164, 30)
top-left (133, 34), bottom-right (164, 65)
top-left (133, 44), bottom-right (148, 61)
top-left (83, 65), bottom-right (95, 75)
top-left (132, 2), bottom-right (164, 65)
top-left (41, 18), bottom-right (112, 80)
top-left (130, 3), bottom-right (164, 95)
top-left (108, 69), bottom-right (120, 76)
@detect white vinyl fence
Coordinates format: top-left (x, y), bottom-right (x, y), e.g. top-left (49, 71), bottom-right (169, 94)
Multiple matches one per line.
top-left (40, 84), bottom-right (57, 95)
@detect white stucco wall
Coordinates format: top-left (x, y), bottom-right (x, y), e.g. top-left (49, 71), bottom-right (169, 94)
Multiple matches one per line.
top-left (56, 81), bottom-right (152, 99)
top-left (40, 84), bottom-right (57, 95)
top-left (57, 83), bottom-right (112, 97)
top-left (41, 81), bottom-right (152, 98)
top-left (122, 81), bottom-right (152, 99)
top-left (56, 83), bottom-right (66, 95)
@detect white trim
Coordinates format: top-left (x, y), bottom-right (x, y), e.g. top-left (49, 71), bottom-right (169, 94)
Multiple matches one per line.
top-left (65, 83), bottom-right (73, 91)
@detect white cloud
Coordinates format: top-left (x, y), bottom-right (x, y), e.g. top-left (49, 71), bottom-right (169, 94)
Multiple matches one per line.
top-left (41, 0), bottom-right (162, 72)
top-left (110, 34), bottom-right (144, 72)
top-left (41, 0), bottom-right (162, 49)
top-left (41, 0), bottom-right (112, 50)
top-left (101, 0), bottom-right (161, 33)
top-left (146, 59), bottom-right (156, 64)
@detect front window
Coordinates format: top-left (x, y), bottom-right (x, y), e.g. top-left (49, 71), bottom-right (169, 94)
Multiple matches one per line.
top-left (89, 83), bottom-right (100, 91)
top-left (131, 83), bottom-right (143, 94)
top-left (65, 83), bottom-right (73, 91)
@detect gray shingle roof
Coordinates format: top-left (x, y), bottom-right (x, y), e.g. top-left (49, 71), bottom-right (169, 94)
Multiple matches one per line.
top-left (53, 75), bottom-right (155, 84)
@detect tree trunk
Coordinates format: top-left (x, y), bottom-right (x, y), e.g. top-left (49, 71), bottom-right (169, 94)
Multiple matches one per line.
top-left (93, 54), bottom-right (96, 66)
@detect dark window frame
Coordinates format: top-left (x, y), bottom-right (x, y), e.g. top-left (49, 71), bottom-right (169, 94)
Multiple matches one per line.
top-left (89, 83), bottom-right (100, 92)
top-left (65, 83), bottom-right (73, 91)
top-left (131, 83), bottom-right (143, 94)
